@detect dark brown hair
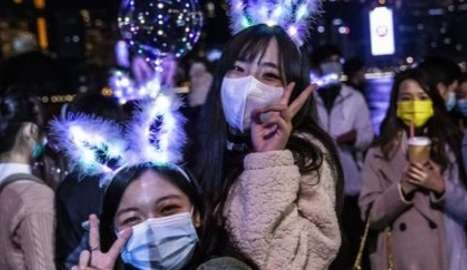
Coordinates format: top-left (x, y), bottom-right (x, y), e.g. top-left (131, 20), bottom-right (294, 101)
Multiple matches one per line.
top-left (0, 85), bottom-right (45, 154)
top-left (375, 68), bottom-right (465, 184)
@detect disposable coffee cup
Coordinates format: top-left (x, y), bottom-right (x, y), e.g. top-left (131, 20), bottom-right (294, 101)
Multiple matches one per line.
top-left (408, 137), bottom-right (431, 164)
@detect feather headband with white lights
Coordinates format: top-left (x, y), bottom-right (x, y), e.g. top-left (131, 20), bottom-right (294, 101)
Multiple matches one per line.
top-left (227, 0), bottom-right (321, 46)
top-left (50, 92), bottom-right (186, 186)
top-left (50, 114), bottom-right (127, 178)
top-left (125, 93), bottom-right (186, 167)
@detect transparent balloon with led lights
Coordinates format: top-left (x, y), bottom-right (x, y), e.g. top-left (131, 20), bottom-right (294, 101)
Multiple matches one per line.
top-left (118, 0), bottom-right (203, 67)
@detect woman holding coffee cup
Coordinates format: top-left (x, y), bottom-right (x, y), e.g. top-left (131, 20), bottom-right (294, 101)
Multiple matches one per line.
top-left (359, 69), bottom-right (467, 270)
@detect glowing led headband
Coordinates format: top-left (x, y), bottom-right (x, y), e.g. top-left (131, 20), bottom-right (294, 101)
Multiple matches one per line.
top-left (227, 0), bottom-right (321, 46)
top-left (109, 70), bottom-right (161, 104)
top-left (50, 114), bottom-right (127, 178)
top-left (125, 94), bottom-right (186, 167)
top-left (50, 92), bottom-right (186, 186)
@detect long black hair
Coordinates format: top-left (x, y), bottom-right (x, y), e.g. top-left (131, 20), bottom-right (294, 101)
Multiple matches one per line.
top-left (192, 24), bottom-right (344, 238)
top-left (99, 163), bottom-right (208, 270)
top-left (375, 69), bottom-right (466, 185)
top-left (0, 86), bottom-right (45, 155)
top-left (418, 56), bottom-right (462, 90)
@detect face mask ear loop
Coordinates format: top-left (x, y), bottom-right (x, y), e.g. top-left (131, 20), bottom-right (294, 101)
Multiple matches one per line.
top-left (239, 76), bottom-right (253, 132)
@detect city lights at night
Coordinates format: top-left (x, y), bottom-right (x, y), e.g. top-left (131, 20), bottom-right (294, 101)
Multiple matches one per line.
top-left (0, 1), bottom-right (466, 269)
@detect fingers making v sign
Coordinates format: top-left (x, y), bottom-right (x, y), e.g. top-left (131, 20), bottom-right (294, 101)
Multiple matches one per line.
top-left (251, 82), bottom-right (317, 152)
top-left (72, 214), bottom-right (132, 270)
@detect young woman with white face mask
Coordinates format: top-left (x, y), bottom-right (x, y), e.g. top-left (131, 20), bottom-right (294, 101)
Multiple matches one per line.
top-left (193, 24), bottom-right (344, 269)
top-left (72, 163), bottom-right (252, 270)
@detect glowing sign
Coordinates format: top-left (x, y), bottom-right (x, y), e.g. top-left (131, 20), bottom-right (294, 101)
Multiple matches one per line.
top-left (370, 7), bottom-right (395, 56)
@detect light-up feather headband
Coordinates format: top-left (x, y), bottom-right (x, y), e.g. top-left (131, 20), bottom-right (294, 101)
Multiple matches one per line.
top-left (227, 0), bottom-right (321, 46)
top-left (125, 94), bottom-right (186, 167)
top-left (50, 91), bottom-right (186, 186)
top-left (50, 114), bottom-right (127, 178)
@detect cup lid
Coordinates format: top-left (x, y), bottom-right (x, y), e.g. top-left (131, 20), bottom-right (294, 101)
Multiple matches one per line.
top-left (408, 136), bottom-right (432, 146)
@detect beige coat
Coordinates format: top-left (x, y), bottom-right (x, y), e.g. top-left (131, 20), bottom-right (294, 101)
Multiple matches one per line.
top-left (359, 136), bottom-right (465, 270)
top-left (224, 139), bottom-right (341, 270)
top-left (0, 179), bottom-right (56, 270)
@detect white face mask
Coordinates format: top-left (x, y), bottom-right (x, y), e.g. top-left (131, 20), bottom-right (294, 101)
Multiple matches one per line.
top-left (221, 76), bottom-right (284, 132)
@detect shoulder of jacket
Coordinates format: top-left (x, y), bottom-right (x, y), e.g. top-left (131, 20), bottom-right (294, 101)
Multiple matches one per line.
top-left (366, 146), bottom-right (388, 162)
top-left (343, 85), bottom-right (365, 100)
top-left (197, 257), bottom-right (252, 270)
top-left (4, 179), bottom-right (54, 205)
top-left (6, 178), bottom-right (51, 191)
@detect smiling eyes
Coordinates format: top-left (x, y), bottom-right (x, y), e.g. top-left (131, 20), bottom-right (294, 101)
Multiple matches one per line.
top-left (121, 216), bottom-right (141, 227)
top-left (230, 63), bottom-right (282, 83)
top-left (400, 94), bottom-right (430, 101)
top-left (159, 204), bottom-right (182, 216)
top-left (120, 202), bottom-right (184, 227)
top-left (233, 64), bottom-right (244, 73)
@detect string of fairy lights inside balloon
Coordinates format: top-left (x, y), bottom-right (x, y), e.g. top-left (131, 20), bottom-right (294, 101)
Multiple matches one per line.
top-left (110, 0), bottom-right (203, 103)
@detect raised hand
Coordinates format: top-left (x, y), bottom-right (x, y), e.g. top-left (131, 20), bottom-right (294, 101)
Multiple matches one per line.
top-left (251, 82), bottom-right (316, 152)
top-left (131, 56), bottom-right (154, 84)
top-left (71, 214), bottom-right (132, 270)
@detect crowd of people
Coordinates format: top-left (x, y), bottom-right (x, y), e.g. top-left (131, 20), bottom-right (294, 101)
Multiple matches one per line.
top-left (0, 22), bottom-right (466, 270)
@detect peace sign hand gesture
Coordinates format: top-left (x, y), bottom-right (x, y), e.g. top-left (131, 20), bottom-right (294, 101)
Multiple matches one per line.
top-left (251, 82), bottom-right (316, 152)
top-left (72, 214), bottom-right (132, 270)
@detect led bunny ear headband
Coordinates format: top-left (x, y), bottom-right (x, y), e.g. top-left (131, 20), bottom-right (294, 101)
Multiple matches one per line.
top-left (227, 0), bottom-right (321, 46)
top-left (50, 91), bottom-right (186, 186)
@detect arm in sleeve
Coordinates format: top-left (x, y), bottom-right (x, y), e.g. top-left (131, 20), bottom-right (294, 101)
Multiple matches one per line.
top-left (18, 184), bottom-right (56, 270)
top-left (359, 150), bottom-right (412, 230)
top-left (431, 162), bottom-right (467, 221)
top-left (224, 150), bottom-right (340, 270)
top-left (352, 93), bottom-right (374, 151)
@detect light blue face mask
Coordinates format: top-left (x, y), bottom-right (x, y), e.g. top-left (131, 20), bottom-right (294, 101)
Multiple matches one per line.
top-left (456, 98), bottom-right (467, 117)
top-left (120, 212), bottom-right (198, 270)
top-left (445, 91), bottom-right (457, 112)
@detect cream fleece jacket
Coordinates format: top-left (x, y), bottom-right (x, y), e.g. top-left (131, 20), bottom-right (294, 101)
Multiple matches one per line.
top-left (224, 143), bottom-right (341, 270)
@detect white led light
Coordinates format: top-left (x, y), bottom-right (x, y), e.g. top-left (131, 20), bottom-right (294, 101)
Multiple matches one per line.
top-left (227, 0), bottom-right (321, 46)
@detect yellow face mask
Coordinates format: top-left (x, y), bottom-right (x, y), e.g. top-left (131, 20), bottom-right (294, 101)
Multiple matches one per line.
top-left (396, 100), bottom-right (434, 128)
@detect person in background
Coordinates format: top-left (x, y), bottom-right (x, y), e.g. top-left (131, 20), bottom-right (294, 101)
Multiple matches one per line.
top-left (32, 97), bottom-right (69, 190)
top-left (183, 59), bottom-right (214, 164)
top-left (194, 24), bottom-right (343, 269)
top-left (455, 73), bottom-right (467, 185)
top-left (359, 69), bottom-right (467, 270)
top-left (311, 45), bottom-right (374, 269)
top-left (188, 59), bottom-right (213, 109)
top-left (0, 31), bottom-right (66, 93)
top-left (419, 56), bottom-right (462, 112)
top-left (344, 57), bottom-right (367, 96)
top-left (32, 137), bottom-right (69, 190)
top-left (72, 163), bottom-right (252, 270)
top-left (0, 89), bottom-right (56, 270)
top-left (55, 93), bottom-right (125, 270)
